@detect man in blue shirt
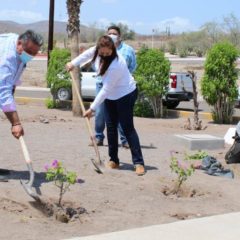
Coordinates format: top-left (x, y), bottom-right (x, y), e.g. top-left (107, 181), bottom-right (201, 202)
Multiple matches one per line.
top-left (92, 25), bottom-right (137, 148)
top-left (0, 30), bottom-right (43, 138)
top-left (0, 30), bottom-right (43, 175)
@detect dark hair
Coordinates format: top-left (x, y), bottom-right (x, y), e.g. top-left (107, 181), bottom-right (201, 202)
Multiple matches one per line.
top-left (107, 25), bottom-right (121, 35)
top-left (18, 30), bottom-right (43, 47)
top-left (92, 35), bottom-right (118, 76)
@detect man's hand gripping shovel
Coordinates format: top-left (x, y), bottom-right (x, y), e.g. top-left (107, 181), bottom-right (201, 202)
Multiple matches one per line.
top-left (69, 71), bottom-right (105, 174)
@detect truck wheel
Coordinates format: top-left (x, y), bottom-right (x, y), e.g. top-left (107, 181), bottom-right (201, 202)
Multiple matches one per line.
top-left (56, 88), bottom-right (72, 101)
top-left (164, 100), bottom-right (180, 109)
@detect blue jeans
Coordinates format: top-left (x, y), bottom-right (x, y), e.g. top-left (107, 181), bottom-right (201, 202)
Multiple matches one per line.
top-left (104, 88), bottom-right (144, 166)
top-left (95, 82), bottom-right (128, 144)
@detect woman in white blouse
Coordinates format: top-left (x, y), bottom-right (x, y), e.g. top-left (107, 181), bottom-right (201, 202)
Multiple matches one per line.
top-left (66, 35), bottom-right (145, 176)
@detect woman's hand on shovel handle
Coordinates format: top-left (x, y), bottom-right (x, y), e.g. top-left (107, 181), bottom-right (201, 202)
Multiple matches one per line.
top-left (66, 62), bottom-right (74, 72)
top-left (84, 108), bottom-right (95, 119)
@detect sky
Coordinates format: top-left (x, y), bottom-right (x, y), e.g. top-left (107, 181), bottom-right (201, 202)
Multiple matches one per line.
top-left (0, 0), bottom-right (240, 34)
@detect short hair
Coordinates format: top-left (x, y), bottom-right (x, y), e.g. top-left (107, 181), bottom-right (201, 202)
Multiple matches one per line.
top-left (107, 25), bottom-right (121, 35)
top-left (18, 30), bottom-right (43, 47)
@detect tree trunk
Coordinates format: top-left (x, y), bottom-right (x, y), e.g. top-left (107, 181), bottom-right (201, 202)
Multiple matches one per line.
top-left (188, 71), bottom-right (201, 129)
top-left (66, 0), bottom-right (83, 116)
top-left (70, 31), bottom-right (81, 116)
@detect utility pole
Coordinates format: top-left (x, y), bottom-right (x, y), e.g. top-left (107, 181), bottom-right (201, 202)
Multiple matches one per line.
top-left (151, 29), bottom-right (154, 48)
top-left (48, 0), bottom-right (55, 66)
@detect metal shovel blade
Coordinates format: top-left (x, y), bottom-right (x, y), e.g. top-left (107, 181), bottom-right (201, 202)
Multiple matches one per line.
top-left (20, 162), bottom-right (40, 201)
top-left (91, 158), bottom-right (105, 174)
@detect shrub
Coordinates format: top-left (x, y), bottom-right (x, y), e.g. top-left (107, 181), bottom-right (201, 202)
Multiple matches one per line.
top-left (46, 48), bottom-right (72, 100)
top-left (201, 41), bottom-right (239, 123)
top-left (46, 48), bottom-right (71, 87)
top-left (168, 41), bottom-right (177, 55)
top-left (135, 47), bottom-right (170, 118)
top-left (134, 97), bottom-right (154, 118)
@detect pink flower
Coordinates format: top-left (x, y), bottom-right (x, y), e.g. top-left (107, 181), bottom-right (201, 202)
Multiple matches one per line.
top-left (51, 159), bottom-right (59, 169)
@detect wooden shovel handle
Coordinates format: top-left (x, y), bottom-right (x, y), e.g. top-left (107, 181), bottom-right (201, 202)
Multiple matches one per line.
top-left (69, 71), bottom-right (101, 163)
top-left (19, 136), bottom-right (31, 164)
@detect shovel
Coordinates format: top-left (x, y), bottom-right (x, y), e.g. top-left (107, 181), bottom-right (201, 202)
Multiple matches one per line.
top-left (69, 71), bottom-right (105, 174)
top-left (19, 136), bottom-right (40, 201)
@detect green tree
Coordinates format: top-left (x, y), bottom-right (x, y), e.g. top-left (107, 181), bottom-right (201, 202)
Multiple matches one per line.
top-left (135, 47), bottom-right (171, 118)
top-left (201, 41), bottom-right (239, 123)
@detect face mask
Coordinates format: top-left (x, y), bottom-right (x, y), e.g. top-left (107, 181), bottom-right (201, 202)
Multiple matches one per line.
top-left (19, 50), bottom-right (34, 64)
top-left (108, 34), bottom-right (118, 44)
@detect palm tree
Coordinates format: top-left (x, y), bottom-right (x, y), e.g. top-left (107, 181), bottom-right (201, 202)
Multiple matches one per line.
top-left (66, 0), bottom-right (83, 116)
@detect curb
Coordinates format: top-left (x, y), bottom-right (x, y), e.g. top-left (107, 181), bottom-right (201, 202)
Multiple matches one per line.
top-left (167, 109), bottom-right (240, 123)
top-left (167, 109), bottom-right (213, 121)
top-left (62, 212), bottom-right (240, 240)
top-left (16, 97), bottom-right (46, 105)
top-left (15, 97), bottom-right (90, 109)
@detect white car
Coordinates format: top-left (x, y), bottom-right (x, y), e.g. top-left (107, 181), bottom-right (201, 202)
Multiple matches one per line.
top-left (54, 68), bottom-right (194, 109)
top-left (54, 63), bottom-right (97, 101)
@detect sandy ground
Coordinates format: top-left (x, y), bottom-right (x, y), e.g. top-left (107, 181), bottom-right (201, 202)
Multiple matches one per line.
top-left (1, 57), bottom-right (240, 239)
top-left (1, 104), bottom-right (240, 240)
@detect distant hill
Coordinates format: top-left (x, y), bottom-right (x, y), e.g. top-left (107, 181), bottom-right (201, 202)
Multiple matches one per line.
top-left (0, 20), bottom-right (155, 50)
top-left (0, 20), bottom-right (104, 43)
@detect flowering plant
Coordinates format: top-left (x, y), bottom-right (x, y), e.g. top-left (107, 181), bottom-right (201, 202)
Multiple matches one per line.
top-left (44, 160), bottom-right (78, 206)
top-left (170, 151), bottom-right (195, 193)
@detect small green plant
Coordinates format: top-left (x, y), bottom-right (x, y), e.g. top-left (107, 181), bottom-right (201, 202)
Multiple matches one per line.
top-left (45, 98), bottom-right (57, 109)
top-left (170, 151), bottom-right (195, 193)
top-left (185, 150), bottom-right (208, 160)
top-left (44, 160), bottom-right (78, 206)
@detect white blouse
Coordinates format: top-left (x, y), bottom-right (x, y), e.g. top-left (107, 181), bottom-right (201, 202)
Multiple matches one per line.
top-left (71, 46), bottom-right (136, 111)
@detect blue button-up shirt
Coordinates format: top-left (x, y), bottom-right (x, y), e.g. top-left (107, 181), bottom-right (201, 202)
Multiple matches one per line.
top-left (117, 42), bottom-right (136, 73)
top-left (0, 33), bottom-right (25, 112)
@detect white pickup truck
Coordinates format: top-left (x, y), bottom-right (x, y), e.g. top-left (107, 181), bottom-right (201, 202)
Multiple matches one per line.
top-left (54, 68), bottom-right (194, 109)
top-left (163, 72), bottom-right (193, 108)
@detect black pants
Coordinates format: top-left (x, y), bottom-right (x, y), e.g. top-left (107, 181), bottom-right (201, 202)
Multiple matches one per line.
top-left (104, 88), bottom-right (144, 166)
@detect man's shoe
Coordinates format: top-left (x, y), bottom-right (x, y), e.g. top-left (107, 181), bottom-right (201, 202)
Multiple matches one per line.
top-left (135, 165), bottom-right (145, 176)
top-left (122, 143), bottom-right (129, 149)
top-left (89, 139), bottom-right (104, 146)
top-left (108, 161), bottom-right (120, 169)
